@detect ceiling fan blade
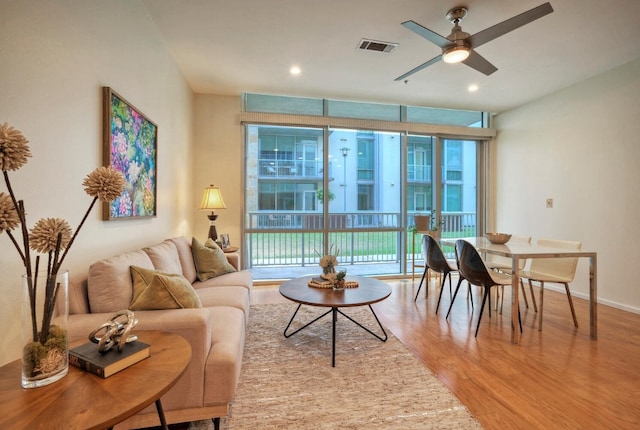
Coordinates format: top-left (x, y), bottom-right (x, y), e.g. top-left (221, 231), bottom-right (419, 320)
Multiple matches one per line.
top-left (462, 50), bottom-right (498, 76)
top-left (401, 20), bottom-right (451, 49)
top-left (467, 2), bottom-right (554, 48)
top-left (394, 55), bottom-right (443, 81)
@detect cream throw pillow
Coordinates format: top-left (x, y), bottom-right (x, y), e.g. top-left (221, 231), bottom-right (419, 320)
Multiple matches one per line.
top-left (191, 237), bottom-right (237, 281)
top-left (129, 266), bottom-right (202, 310)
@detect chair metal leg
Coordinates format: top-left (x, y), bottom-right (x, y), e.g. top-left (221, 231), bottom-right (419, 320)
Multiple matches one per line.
top-left (527, 279), bottom-right (538, 312)
top-left (435, 272), bottom-right (449, 314)
top-left (475, 287), bottom-right (491, 337)
top-left (414, 267), bottom-right (428, 302)
top-left (445, 277), bottom-right (464, 319)
top-left (496, 281), bottom-right (531, 315)
top-left (519, 279), bottom-right (530, 309)
top-left (212, 417), bottom-right (221, 430)
top-left (518, 308), bottom-right (523, 333)
top-left (537, 280), bottom-right (545, 331)
top-left (563, 282), bottom-right (579, 327)
top-left (532, 280), bottom-right (577, 330)
top-left (487, 288), bottom-right (492, 318)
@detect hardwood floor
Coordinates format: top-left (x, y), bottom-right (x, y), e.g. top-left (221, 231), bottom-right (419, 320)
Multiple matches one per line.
top-left (251, 275), bottom-right (640, 429)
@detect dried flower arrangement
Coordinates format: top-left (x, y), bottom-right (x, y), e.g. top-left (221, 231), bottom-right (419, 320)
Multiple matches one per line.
top-left (0, 122), bottom-right (125, 380)
top-left (316, 244), bottom-right (340, 280)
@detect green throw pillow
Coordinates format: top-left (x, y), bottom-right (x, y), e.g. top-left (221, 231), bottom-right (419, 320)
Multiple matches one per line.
top-left (191, 237), bottom-right (237, 281)
top-left (129, 266), bottom-right (202, 310)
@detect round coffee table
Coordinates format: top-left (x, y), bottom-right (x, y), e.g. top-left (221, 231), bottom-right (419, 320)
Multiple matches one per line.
top-left (279, 275), bottom-right (391, 367)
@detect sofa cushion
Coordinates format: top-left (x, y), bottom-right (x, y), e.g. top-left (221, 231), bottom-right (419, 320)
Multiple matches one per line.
top-left (192, 269), bottom-right (253, 291)
top-left (196, 286), bottom-right (250, 318)
top-left (143, 240), bottom-right (183, 275)
top-left (192, 237), bottom-right (237, 281)
top-left (88, 250), bottom-right (154, 313)
top-left (169, 236), bottom-right (198, 283)
top-left (129, 266), bottom-right (202, 310)
top-left (67, 275), bottom-right (90, 315)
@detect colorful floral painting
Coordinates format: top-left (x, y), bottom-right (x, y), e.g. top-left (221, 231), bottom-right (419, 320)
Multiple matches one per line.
top-left (103, 87), bottom-right (157, 219)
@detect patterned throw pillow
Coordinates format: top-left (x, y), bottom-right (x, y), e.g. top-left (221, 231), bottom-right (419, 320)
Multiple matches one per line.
top-left (191, 237), bottom-right (237, 281)
top-left (129, 266), bottom-right (202, 310)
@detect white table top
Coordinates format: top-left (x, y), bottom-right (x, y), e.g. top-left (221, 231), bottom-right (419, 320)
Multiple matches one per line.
top-left (440, 237), bottom-right (596, 259)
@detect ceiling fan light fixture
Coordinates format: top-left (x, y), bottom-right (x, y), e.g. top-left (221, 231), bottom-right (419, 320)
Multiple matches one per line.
top-left (443, 46), bottom-right (470, 64)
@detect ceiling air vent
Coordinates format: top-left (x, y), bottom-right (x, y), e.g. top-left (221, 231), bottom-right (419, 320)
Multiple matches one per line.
top-left (357, 39), bottom-right (398, 53)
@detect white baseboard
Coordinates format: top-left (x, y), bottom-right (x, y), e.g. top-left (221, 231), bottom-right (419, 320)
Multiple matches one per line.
top-left (542, 284), bottom-right (640, 315)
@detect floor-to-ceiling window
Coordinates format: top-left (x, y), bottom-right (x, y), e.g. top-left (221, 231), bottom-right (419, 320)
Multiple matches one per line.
top-left (241, 93), bottom-right (492, 280)
top-left (245, 130), bottom-right (480, 279)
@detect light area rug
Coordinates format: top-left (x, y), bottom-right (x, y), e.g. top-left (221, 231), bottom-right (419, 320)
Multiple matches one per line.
top-left (189, 303), bottom-right (482, 429)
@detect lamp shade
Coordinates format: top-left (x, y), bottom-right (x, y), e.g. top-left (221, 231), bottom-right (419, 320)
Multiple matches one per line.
top-left (200, 185), bottom-right (227, 210)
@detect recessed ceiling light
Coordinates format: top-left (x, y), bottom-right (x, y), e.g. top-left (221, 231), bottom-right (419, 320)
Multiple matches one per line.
top-left (290, 66), bottom-right (301, 75)
top-left (468, 84), bottom-right (479, 92)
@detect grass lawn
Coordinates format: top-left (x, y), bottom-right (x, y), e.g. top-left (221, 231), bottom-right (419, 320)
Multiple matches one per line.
top-left (246, 227), bottom-right (475, 262)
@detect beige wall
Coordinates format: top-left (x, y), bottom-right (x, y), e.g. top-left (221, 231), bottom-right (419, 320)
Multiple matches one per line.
top-left (192, 95), bottom-right (244, 249)
top-left (493, 58), bottom-right (640, 313)
top-left (0, 0), bottom-right (194, 365)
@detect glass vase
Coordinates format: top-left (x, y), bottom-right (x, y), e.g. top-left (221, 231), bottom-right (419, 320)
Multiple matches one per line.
top-left (21, 270), bottom-right (69, 388)
top-left (321, 265), bottom-right (336, 280)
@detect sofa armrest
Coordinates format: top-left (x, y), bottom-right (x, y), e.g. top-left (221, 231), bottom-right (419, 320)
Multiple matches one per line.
top-left (133, 308), bottom-right (214, 409)
top-left (225, 253), bottom-right (239, 270)
top-left (67, 313), bottom-right (117, 343)
top-left (68, 308), bottom-right (212, 371)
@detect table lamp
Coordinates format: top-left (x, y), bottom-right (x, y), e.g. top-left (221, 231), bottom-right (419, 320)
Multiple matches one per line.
top-left (200, 184), bottom-right (226, 241)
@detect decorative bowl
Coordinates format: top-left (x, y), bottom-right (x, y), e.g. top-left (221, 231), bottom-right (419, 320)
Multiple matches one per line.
top-left (485, 233), bottom-right (512, 244)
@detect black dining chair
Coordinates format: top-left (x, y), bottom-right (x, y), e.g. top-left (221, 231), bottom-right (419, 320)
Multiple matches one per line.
top-left (448, 239), bottom-right (521, 337)
top-left (414, 234), bottom-right (466, 314)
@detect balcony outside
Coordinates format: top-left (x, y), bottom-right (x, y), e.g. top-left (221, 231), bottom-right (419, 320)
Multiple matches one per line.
top-left (247, 212), bottom-right (476, 280)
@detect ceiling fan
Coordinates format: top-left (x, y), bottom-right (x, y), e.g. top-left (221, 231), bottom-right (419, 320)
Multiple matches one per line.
top-left (395, 2), bottom-right (554, 81)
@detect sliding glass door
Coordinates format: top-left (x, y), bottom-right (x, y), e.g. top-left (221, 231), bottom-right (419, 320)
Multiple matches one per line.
top-left (244, 125), bottom-right (325, 279)
top-left (325, 128), bottom-right (401, 271)
top-left (245, 125), bottom-right (480, 279)
top-left (407, 136), bottom-right (477, 235)
top-left (406, 135), bottom-right (479, 262)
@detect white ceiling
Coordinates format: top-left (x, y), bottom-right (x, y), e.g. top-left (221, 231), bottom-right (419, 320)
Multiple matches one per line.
top-left (142, 0), bottom-right (640, 114)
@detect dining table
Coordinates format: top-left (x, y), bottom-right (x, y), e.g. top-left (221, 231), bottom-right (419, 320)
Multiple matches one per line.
top-left (440, 237), bottom-right (597, 344)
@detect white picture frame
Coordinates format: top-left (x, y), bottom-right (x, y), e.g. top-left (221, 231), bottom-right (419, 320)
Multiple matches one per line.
top-left (220, 234), bottom-right (230, 249)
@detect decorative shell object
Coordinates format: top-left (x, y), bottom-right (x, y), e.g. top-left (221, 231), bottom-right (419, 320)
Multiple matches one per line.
top-left (485, 233), bottom-right (512, 244)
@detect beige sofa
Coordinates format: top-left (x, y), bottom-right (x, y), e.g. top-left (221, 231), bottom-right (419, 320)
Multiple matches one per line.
top-left (65, 236), bottom-right (252, 429)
